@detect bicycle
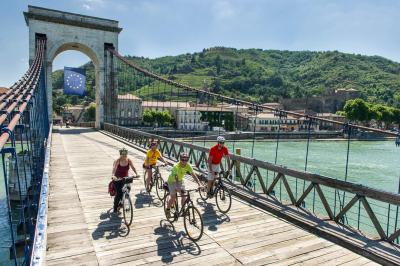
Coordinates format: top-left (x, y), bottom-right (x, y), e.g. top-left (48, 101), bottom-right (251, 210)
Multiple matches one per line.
top-left (199, 171), bottom-right (232, 214)
top-left (143, 164), bottom-right (166, 200)
top-left (163, 187), bottom-right (204, 242)
top-left (115, 176), bottom-right (135, 227)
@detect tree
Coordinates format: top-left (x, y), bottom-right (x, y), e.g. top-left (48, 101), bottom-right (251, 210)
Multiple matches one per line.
top-left (191, 55), bottom-right (196, 64)
top-left (83, 103), bottom-right (96, 122)
top-left (158, 110), bottom-right (173, 126)
top-left (370, 104), bottom-right (394, 127)
top-left (211, 78), bottom-right (221, 93)
top-left (343, 99), bottom-right (371, 122)
top-left (143, 109), bottom-right (155, 124)
top-left (335, 111), bottom-right (347, 117)
top-left (143, 109), bottom-right (173, 126)
top-left (215, 55), bottom-right (222, 74)
top-left (170, 65), bottom-right (178, 74)
top-left (392, 108), bottom-right (400, 125)
top-left (70, 95), bottom-right (79, 105)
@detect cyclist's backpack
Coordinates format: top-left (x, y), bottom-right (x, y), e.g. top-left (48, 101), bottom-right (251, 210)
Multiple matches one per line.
top-left (108, 181), bottom-right (116, 197)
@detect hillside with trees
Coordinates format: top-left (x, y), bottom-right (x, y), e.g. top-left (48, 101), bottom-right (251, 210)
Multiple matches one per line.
top-left (52, 47), bottom-right (400, 114)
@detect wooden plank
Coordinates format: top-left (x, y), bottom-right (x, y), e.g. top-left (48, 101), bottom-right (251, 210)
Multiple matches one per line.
top-left (334, 194), bottom-right (359, 222)
top-left (281, 174), bottom-right (296, 205)
top-left (45, 127), bottom-right (379, 266)
top-left (289, 246), bottom-right (358, 266)
top-left (254, 166), bottom-right (267, 194)
top-left (243, 165), bottom-right (256, 187)
top-left (315, 183), bottom-right (334, 220)
top-left (224, 181), bottom-right (400, 265)
top-left (295, 182), bottom-right (314, 206)
top-left (360, 197), bottom-right (387, 240)
top-left (46, 132), bottom-right (98, 266)
top-left (388, 228), bottom-right (400, 242)
top-left (267, 173), bottom-right (283, 195)
top-left (270, 244), bottom-right (343, 265)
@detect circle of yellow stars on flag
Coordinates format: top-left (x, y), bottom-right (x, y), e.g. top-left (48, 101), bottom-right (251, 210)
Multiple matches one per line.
top-left (65, 73), bottom-right (84, 91)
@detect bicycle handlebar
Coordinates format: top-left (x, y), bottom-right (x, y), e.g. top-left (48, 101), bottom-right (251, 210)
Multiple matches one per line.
top-left (113, 175), bottom-right (138, 181)
top-left (205, 170), bottom-right (230, 176)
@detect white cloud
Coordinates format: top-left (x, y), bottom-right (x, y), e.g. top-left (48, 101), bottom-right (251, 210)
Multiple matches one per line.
top-left (212, 0), bottom-right (236, 20)
top-left (79, 0), bottom-right (106, 10)
top-left (82, 4), bottom-right (91, 10)
top-left (79, 0), bottom-right (128, 12)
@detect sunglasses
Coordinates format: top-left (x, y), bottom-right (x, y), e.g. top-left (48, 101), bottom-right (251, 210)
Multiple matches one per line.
top-left (218, 142), bottom-right (225, 144)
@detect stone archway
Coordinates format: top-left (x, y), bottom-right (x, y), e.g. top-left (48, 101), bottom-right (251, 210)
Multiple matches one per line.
top-left (24, 5), bottom-right (122, 128)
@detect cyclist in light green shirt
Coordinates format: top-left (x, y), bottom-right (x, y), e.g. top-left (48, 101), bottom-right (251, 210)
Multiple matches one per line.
top-left (165, 152), bottom-right (201, 217)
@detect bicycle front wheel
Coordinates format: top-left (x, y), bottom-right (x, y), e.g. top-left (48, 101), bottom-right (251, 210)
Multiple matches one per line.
top-left (215, 186), bottom-right (232, 214)
top-left (123, 193), bottom-right (133, 226)
top-left (198, 185), bottom-right (208, 201)
top-left (155, 175), bottom-right (166, 201)
top-left (163, 193), bottom-right (178, 223)
top-left (184, 206), bottom-right (203, 242)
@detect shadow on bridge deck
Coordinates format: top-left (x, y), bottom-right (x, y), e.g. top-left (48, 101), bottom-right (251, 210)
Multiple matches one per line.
top-left (45, 126), bottom-right (381, 265)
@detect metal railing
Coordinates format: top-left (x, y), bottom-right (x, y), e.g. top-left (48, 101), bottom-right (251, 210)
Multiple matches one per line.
top-left (0, 37), bottom-right (50, 265)
top-left (104, 123), bottom-right (400, 244)
top-left (29, 124), bottom-right (52, 266)
top-left (70, 121), bottom-right (95, 128)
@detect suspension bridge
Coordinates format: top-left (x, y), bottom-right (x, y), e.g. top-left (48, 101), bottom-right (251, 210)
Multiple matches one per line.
top-left (1, 5), bottom-right (400, 265)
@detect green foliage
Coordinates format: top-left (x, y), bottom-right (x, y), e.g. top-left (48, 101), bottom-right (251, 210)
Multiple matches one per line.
top-left (53, 47), bottom-right (400, 109)
top-left (52, 63), bottom-right (95, 114)
top-left (343, 99), bottom-right (372, 122)
top-left (143, 109), bottom-right (173, 126)
top-left (343, 98), bottom-right (400, 126)
top-left (83, 103), bottom-right (96, 122)
top-left (335, 110), bottom-right (347, 117)
top-left (200, 111), bottom-right (234, 131)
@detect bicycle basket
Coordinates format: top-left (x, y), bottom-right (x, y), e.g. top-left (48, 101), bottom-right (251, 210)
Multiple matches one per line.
top-left (108, 181), bottom-right (116, 196)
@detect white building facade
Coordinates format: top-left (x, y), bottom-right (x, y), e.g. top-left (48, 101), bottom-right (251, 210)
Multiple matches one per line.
top-left (175, 109), bottom-right (208, 130)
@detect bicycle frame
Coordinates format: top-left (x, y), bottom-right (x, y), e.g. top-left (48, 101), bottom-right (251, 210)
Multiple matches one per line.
top-left (145, 165), bottom-right (163, 182)
top-left (122, 183), bottom-right (131, 195)
top-left (171, 190), bottom-right (195, 217)
top-left (210, 172), bottom-right (225, 193)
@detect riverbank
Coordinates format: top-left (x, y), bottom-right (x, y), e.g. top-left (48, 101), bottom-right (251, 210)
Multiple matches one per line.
top-left (136, 128), bottom-right (395, 141)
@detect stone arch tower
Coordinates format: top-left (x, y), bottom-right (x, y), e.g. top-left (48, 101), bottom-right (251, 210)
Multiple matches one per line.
top-left (24, 5), bottom-right (122, 128)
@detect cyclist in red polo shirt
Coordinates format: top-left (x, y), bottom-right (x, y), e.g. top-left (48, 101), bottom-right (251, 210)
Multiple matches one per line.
top-left (207, 136), bottom-right (231, 198)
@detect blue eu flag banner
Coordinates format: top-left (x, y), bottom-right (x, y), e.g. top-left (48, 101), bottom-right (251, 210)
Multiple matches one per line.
top-left (64, 67), bottom-right (86, 96)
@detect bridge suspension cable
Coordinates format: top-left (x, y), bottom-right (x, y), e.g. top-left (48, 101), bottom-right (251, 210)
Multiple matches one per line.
top-left (104, 47), bottom-right (400, 245)
top-left (0, 37), bottom-right (50, 266)
top-left (107, 48), bottom-right (398, 137)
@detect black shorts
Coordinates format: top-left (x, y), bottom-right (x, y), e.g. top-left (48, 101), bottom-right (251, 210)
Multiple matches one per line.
top-left (143, 163), bottom-right (156, 170)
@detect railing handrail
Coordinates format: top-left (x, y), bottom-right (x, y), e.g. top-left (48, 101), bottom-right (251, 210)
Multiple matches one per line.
top-left (104, 122), bottom-right (400, 243)
top-left (30, 123), bottom-right (53, 266)
top-left (104, 123), bottom-right (400, 206)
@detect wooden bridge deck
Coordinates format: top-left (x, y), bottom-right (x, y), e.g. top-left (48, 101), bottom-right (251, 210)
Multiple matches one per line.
top-left (46, 127), bottom-right (379, 265)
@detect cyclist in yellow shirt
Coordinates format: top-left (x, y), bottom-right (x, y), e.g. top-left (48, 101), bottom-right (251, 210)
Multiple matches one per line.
top-left (144, 141), bottom-right (167, 192)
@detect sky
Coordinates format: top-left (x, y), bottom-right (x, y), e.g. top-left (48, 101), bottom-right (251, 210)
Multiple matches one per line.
top-left (0, 0), bottom-right (400, 86)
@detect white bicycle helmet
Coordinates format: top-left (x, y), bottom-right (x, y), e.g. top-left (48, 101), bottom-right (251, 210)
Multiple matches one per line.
top-left (180, 152), bottom-right (189, 160)
top-left (217, 136), bottom-right (225, 142)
